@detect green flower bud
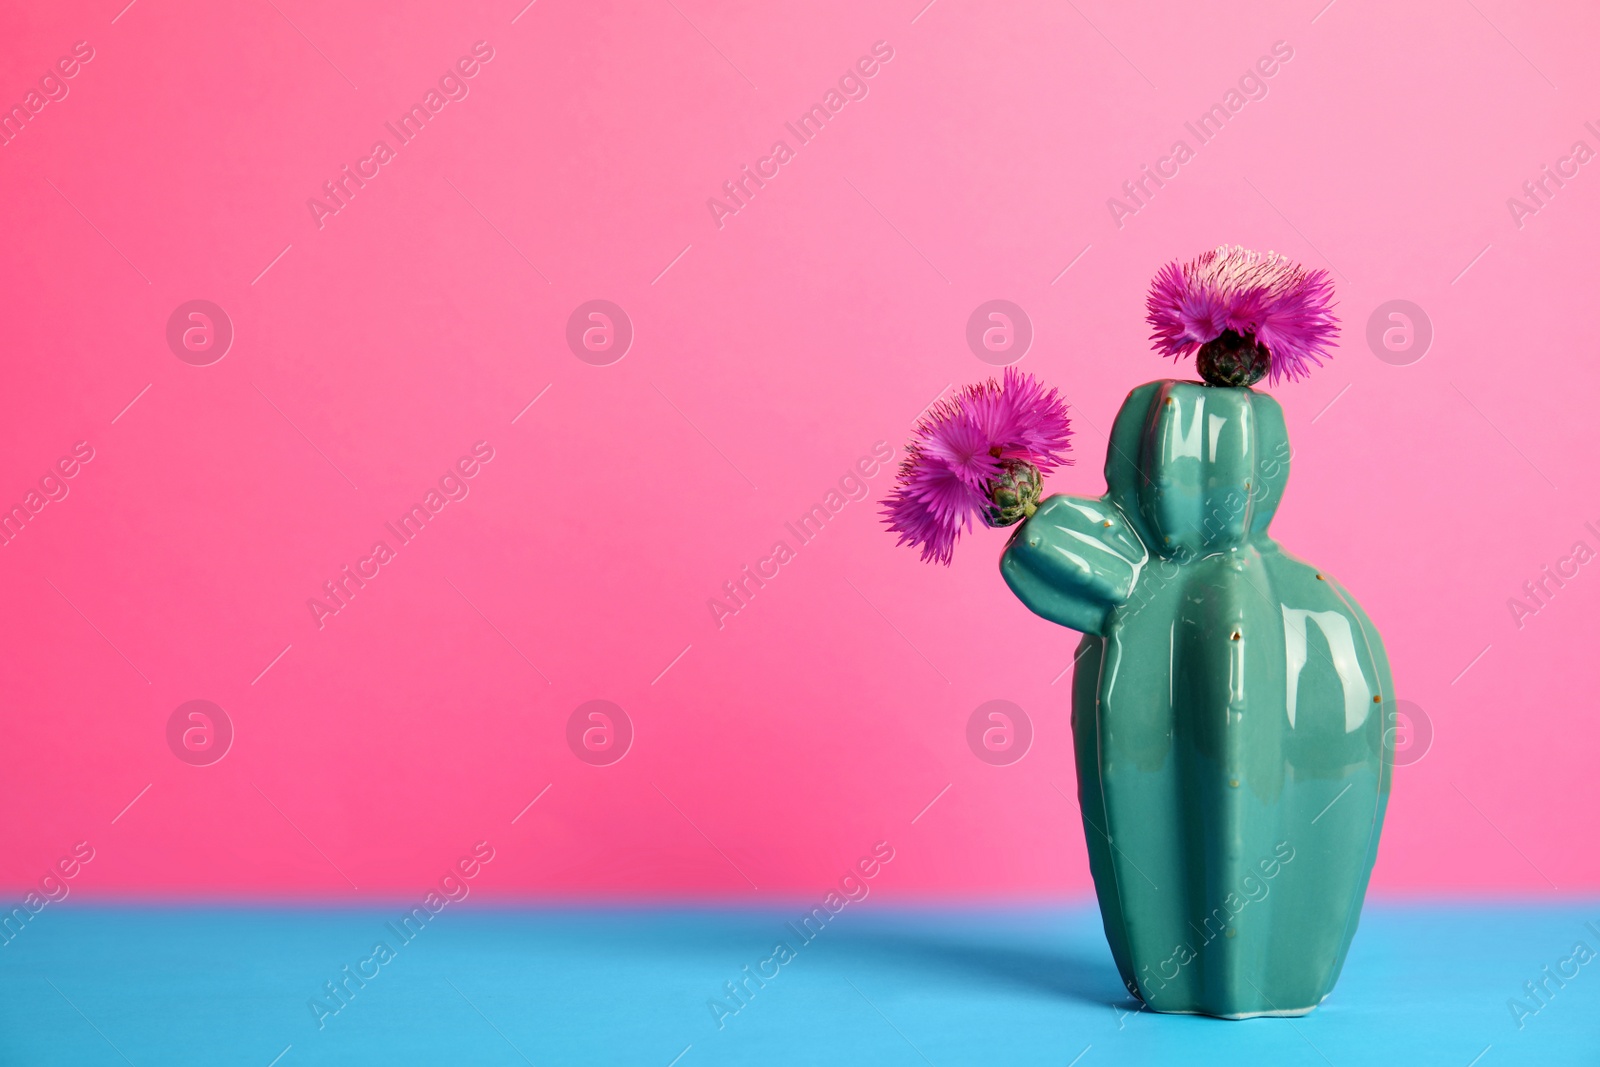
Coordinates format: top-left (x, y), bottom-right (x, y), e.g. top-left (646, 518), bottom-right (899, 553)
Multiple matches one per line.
top-left (984, 459), bottom-right (1042, 527)
top-left (1196, 329), bottom-right (1271, 387)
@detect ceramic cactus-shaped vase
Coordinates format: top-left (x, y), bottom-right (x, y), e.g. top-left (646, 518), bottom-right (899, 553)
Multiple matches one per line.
top-left (1001, 379), bottom-right (1393, 1018)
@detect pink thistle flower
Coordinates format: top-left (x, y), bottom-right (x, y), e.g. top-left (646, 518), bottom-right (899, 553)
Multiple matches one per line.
top-left (882, 368), bottom-right (1072, 565)
top-left (1146, 245), bottom-right (1339, 385)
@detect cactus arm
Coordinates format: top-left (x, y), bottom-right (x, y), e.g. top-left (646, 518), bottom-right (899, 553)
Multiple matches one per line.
top-left (999, 493), bottom-right (1148, 636)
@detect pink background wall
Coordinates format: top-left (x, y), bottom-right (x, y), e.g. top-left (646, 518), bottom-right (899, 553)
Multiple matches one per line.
top-left (1, 0), bottom-right (1595, 901)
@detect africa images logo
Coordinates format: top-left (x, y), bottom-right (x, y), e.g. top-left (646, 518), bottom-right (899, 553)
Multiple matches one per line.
top-left (705, 41), bottom-right (896, 230)
top-left (1105, 41), bottom-right (1294, 229)
top-left (304, 42), bottom-right (496, 230)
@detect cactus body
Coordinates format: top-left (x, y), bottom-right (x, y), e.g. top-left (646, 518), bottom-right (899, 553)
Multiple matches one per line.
top-left (1001, 380), bottom-right (1393, 1019)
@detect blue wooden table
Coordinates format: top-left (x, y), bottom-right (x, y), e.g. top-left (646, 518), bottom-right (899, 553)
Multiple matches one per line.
top-left (2, 903), bottom-right (1595, 1065)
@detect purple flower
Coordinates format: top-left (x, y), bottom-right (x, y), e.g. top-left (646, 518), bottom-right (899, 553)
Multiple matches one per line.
top-left (882, 368), bottom-right (1072, 565)
top-left (1146, 245), bottom-right (1339, 384)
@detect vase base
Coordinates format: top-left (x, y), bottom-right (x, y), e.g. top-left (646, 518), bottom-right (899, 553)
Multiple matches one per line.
top-left (1137, 992), bottom-right (1330, 1021)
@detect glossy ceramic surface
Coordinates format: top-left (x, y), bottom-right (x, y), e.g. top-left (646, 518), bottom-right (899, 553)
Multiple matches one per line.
top-left (1001, 380), bottom-right (1394, 1019)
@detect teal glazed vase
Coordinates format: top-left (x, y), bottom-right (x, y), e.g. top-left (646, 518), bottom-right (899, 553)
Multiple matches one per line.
top-left (1001, 379), bottom-right (1394, 1019)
